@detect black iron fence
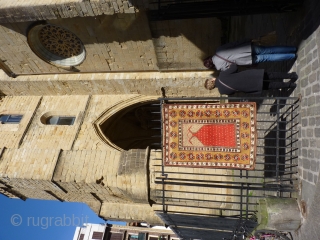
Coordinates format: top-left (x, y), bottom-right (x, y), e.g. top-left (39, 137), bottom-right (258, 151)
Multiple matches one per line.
top-left (154, 96), bottom-right (299, 240)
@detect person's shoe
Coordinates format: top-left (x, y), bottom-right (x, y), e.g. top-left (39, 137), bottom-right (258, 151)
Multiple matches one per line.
top-left (289, 82), bottom-right (297, 88)
top-left (289, 72), bottom-right (298, 82)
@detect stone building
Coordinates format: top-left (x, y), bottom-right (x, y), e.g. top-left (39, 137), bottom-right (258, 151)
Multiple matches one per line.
top-left (73, 222), bottom-right (180, 240)
top-left (0, 1), bottom-right (301, 240)
top-left (0, 0), bottom-right (225, 238)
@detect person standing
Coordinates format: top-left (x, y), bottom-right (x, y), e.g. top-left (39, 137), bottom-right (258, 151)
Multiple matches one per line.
top-left (204, 63), bottom-right (298, 95)
top-left (203, 39), bottom-right (297, 71)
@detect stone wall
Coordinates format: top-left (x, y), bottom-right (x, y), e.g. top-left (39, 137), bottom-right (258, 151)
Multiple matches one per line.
top-left (100, 202), bottom-right (163, 225)
top-left (20, 95), bottom-right (90, 150)
top-left (0, 13), bottom-right (220, 75)
top-left (0, 13), bottom-right (157, 74)
top-left (150, 18), bottom-right (221, 70)
top-left (0, 0), bottom-right (139, 23)
top-left (0, 94), bottom-right (154, 220)
top-left (0, 89), bottom-right (226, 225)
top-left (0, 71), bottom-right (220, 97)
top-left (0, 148), bottom-right (60, 180)
top-left (72, 95), bottom-right (133, 151)
top-left (0, 148), bottom-right (61, 200)
top-left (0, 96), bottom-right (41, 148)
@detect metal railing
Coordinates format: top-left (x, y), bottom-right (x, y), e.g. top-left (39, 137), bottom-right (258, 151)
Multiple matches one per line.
top-left (154, 96), bottom-right (300, 240)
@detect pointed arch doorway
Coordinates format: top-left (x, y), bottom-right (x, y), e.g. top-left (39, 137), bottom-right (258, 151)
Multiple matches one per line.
top-left (93, 96), bottom-right (161, 151)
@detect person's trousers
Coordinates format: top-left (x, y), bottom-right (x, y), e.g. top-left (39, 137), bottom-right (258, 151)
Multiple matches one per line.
top-left (263, 72), bottom-right (296, 90)
top-left (252, 45), bottom-right (297, 63)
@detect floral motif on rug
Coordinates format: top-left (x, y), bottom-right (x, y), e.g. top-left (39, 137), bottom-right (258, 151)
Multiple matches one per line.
top-left (162, 102), bottom-right (257, 170)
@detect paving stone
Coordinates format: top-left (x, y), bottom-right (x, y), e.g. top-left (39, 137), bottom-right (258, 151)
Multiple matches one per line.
top-left (306, 51), bottom-right (313, 63)
top-left (310, 139), bottom-right (316, 147)
top-left (312, 59), bottom-right (319, 71)
top-left (302, 149), bottom-right (308, 158)
top-left (312, 83), bottom-right (320, 93)
top-left (303, 170), bottom-right (308, 180)
top-left (308, 149), bottom-right (315, 159)
top-left (301, 76), bottom-right (309, 87)
top-left (308, 96), bottom-right (316, 106)
top-left (305, 86), bottom-right (312, 96)
top-left (301, 128), bottom-right (306, 137)
top-left (307, 128), bottom-right (313, 137)
top-left (314, 149), bottom-right (320, 160)
top-left (310, 160), bottom-right (318, 172)
top-left (309, 117), bottom-right (316, 126)
top-left (314, 128), bottom-right (320, 137)
top-left (309, 72), bottom-right (317, 83)
top-left (302, 139), bottom-right (309, 147)
top-left (303, 158), bottom-right (311, 170)
top-left (308, 172), bottom-right (314, 182)
top-left (302, 118), bottom-right (308, 127)
top-left (312, 48), bottom-right (318, 59)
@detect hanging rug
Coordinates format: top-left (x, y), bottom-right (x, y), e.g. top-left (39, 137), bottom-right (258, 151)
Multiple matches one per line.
top-left (162, 102), bottom-right (257, 170)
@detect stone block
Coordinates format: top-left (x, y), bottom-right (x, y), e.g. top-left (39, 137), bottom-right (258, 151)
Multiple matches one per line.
top-left (314, 128), bottom-right (320, 138)
top-left (302, 158), bottom-right (310, 169)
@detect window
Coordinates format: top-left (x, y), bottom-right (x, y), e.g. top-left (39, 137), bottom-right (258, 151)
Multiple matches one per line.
top-left (46, 116), bottom-right (75, 125)
top-left (149, 236), bottom-right (166, 240)
top-left (28, 24), bottom-right (86, 68)
top-left (0, 115), bottom-right (23, 124)
top-left (129, 234), bottom-right (139, 240)
top-left (108, 232), bottom-right (123, 240)
top-left (92, 231), bottom-right (103, 240)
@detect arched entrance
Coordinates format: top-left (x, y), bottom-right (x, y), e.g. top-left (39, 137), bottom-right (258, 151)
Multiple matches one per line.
top-left (93, 96), bottom-right (161, 151)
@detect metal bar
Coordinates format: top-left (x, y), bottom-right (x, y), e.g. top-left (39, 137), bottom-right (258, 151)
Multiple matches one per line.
top-left (155, 177), bottom-right (296, 186)
top-left (155, 190), bottom-right (295, 198)
top-left (156, 203), bottom-right (256, 212)
top-left (155, 171), bottom-right (285, 179)
top-left (256, 154), bottom-right (296, 158)
top-left (276, 98), bottom-right (281, 197)
top-left (256, 120), bottom-right (294, 123)
top-left (264, 178), bottom-right (298, 183)
top-left (259, 129), bottom-right (298, 133)
top-left (246, 184), bottom-right (249, 220)
top-left (155, 181), bottom-right (296, 192)
top-left (257, 145), bottom-right (297, 149)
top-left (240, 183), bottom-right (243, 219)
top-left (155, 210), bottom-right (247, 218)
top-left (258, 137), bottom-right (296, 140)
top-left (156, 197), bottom-right (257, 205)
top-left (158, 97), bottom-right (299, 101)
top-left (256, 110), bottom-right (298, 114)
top-left (160, 100), bottom-right (166, 213)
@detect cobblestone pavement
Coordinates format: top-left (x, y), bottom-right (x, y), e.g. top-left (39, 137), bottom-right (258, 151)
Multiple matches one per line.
top-left (228, 0), bottom-right (320, 239)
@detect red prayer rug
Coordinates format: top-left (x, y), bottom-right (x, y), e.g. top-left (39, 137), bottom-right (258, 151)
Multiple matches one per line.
top-left (162, 102), bottom-right (257, 170)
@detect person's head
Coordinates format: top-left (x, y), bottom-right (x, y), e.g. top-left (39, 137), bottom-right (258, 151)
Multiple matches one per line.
top-left (203, 56), bottom-right (214, 69)
top-left (204, 78), bottom-right (216, 90)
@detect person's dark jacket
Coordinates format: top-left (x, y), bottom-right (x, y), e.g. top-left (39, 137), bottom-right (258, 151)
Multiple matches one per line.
top-left (216, 63), bottom-right (264, 95)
